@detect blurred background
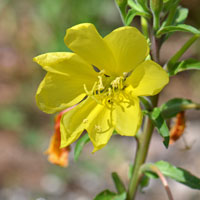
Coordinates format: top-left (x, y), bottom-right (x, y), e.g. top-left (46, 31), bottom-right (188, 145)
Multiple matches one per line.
top-left (0, 0), bottom-right (200, 199)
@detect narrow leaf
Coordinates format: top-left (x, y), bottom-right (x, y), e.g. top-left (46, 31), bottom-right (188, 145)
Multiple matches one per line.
top-left (74, 133), bottom-right (90, 161)
top-left (174, 7), bottom-right (188, 25)
top-left (160, 98), bottom-right (192, 118)
top-left (112, 172), bottom-right (126, 194)
top-left (127, 0), bottom-right (142, 10)
top-left (155, 161), bottom-right (200, 190)
top-left (125, 8), bottom-right (150, 25)
top-left (163, 0), bottom-right (179, 12)
top-left (139, 175), bottom-right (150, 192)
top-left (157, 24), bottom-right (200, 37)
top-left (150, 108), bottom-right (169, 148)
top-left (94, 190), bottom-right (126, 200)
top-left (169, 58), bottom-right (200, 76)
top-left (135, 0), bottom-right (149, 12)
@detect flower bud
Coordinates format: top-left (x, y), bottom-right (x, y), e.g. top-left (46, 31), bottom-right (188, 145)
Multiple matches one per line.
top-left (115, 0), bottom-right (127, 7)
top-left (150, 0), bottom-right (163, 15)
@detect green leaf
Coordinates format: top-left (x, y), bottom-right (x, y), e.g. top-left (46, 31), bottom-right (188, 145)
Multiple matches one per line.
top-left (139, 96), bottom-right (153, 110)
top-left (127, 0), bottom-right (142, 10)
top-left (94, 190), bottom-right (126, 200)
top-left (139, 175), bottom-right (150, 192)
top-left (162, 6), bottom-right (188, 27)
top-left (154, 161), bottom-right (200, 190)
top-left (160, 98), bottom-right (192, 118)
top-left (150, 108), bottom-right (169, 148)
top-left (74, 133), bottom-right (90, 161)
top-left (125, 8), bottom-right (150, 25)
top-left (112, 172), bottom-right (126, 194)
top-left (163, 0), bottom-right (179, 12)
top-left (169, 59), bottom-right (200, 76)
top-left (135, 0), bottom-right (149, 12)
top-left (174, 7), bottom-right (189, 25)
top-left (129, 164), bottom-right (151, 191)
top-left (157, 24), bottom-right (200, 37)
top-left (115, 0), bottom-right (127, 7)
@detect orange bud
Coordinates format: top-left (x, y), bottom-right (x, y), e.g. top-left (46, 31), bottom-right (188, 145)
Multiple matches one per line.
top-left (169, 111), bottom-right (185, 145)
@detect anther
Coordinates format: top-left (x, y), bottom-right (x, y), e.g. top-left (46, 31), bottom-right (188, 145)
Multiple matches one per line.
top-left (83, 118), bottom-right (88, 124)
top-left (99, 69), bottom-right (105, 75)
top-left (83, 84), bottom-right (90, 95)
top-left (97, 76), bottom-right (104, 90)
top-left (123, 72), bottom-right (128, 77)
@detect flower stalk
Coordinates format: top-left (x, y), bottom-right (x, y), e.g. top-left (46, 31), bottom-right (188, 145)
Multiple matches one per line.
top-left (127, 31), bottom-right (162, 199)
top-left (150, 0), bottom-right (163, 32)
top-left (127, 95), bottom-right (159, 200)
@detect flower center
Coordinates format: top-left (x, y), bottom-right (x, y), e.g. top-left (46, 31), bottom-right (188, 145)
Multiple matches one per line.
top-left (84, 70), bottom-right (128, 109)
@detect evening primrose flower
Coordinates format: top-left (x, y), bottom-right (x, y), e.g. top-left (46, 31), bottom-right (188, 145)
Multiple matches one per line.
top-left (34, 23), bottom-right (169, 152)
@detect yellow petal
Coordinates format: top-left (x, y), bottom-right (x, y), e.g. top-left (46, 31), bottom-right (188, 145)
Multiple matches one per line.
top-left (36, 72), bottom-right (90, 113)
top-left (87, 105), bottom-right (114, 152)
top-left (33, 52), bottom-right (97, 80)
top-left (112, 92), bottom-right (142, 136)
top-left (60, 97), bottom-right (98, 148)
top-left (127, 60), bottom-right (169, 96)
top-left (64, 23), bottom-right (116, 75)
top-left (104, 26), bottom-right (149, 75)
top-left (34, 52), bottom-right (99, 114)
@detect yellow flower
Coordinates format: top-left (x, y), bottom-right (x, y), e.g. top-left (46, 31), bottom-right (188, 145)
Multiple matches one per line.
top-left (34, 23), bottom-right (169, 152)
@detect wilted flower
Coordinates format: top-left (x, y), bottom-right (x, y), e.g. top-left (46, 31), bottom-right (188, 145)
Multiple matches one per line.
top-left (45, 108), bottom-right (72, 167)
top-left (170, 111), bottom-right (185, 144)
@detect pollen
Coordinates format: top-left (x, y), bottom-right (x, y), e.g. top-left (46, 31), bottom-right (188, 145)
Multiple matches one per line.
top-left (83, 118), bottom-right (89, 124)
top-left (111, 76), bottom-right (124, 90)
top-left (123, 72), bottom-right (128, 77)
top-left (95, 125), bottom-right (102, 132)
top-left (97, 75), bottom-right (104, 91)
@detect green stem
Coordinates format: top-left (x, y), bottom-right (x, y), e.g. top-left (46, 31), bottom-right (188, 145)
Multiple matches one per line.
top-left (167, 35), bottom-right (199, 72)
top-left (141, 17), bottom-right (149, 38)
top-left (126, 95), bottom-right (159, 200)
top-left (114, 0), bottom-right (127, 25)
top-left (153, 13), bottom-right (160, 32)
top-left (164, 0), bottom-right (181, 27)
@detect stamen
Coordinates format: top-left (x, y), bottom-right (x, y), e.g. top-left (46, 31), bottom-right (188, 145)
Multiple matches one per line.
top-left (123, 72), bottom-right (128, 77)
top-left (83, 82), bottom-right (102, 104)
top-left (111, 76), bottom-right (124, 90)
top-left (108, 88), bottom-right (112, 96)
top-left (83, 84), bottom-right (90, 95)
top-left (99, 69), bottom-right (105, 75)
top-left (83, 82), bottom-right (97, 95)
top-left (97, 76), bottom-right (104, 91)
